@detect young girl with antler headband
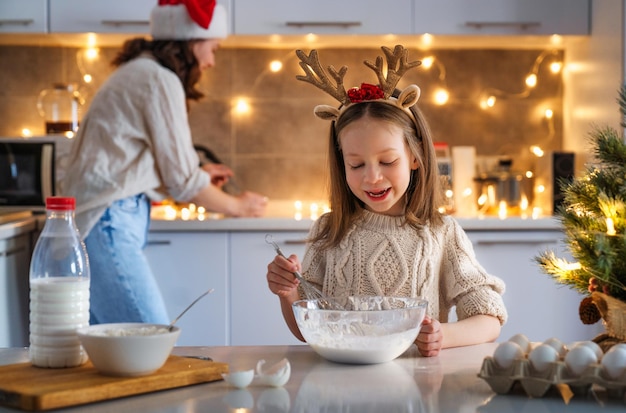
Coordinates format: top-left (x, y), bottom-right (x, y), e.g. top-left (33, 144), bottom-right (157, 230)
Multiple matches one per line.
top-left (266, 45), bottom-right (507, 357)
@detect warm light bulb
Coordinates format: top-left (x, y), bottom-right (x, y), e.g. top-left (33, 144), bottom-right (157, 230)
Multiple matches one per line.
top-left (269, 60), bottom-right (283, 72)
top-left (525, 73), bottom-right (537, 88)
top-left (422, 56), bottom-right (434, 69)
top-left (420, 33), bottom-right (434, 46)
top-left (544, 109), bottom-right (554, 119)
top-left (606, 217), bottom-right (616, 236)
top-left (530, 146), bottom-right (544, 157)
top-left (525, 171), bottom-right (533, 178)
top-left (434, 88), bottom-right (449, 105)
top-left (480, 95), bottom-right (496, 110)
top-left (234, 97), bottom-right (251, 114)
top-left (85, 47), bottom-right (99, 60)
top-left (83, 74), bottom-right (92, 83)
top-left (549, 62), bottom-right (562, 73)
top-left (21, 128), bottom-right (33, 137)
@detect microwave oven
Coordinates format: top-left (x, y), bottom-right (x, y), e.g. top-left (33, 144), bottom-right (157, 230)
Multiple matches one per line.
top-left (0, 137), bottom-right (66, 209)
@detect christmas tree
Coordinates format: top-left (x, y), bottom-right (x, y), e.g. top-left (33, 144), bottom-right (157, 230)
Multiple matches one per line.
top-left (535, 84), bottom-right (626, 308)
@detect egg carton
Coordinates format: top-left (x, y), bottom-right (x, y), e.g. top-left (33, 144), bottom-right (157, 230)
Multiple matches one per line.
top-left (478, 356), bottom-right (626, 399)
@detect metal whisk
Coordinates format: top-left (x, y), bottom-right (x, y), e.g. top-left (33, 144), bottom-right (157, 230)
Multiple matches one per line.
top-left (265, 234), bottom-right (344, 310)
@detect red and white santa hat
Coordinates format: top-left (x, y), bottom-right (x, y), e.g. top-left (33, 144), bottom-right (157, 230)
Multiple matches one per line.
top-left (150, 0), bottom-right (228, 40)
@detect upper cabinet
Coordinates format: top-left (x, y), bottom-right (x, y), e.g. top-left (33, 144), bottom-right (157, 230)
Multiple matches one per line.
top-left (233, 0), bottom-right (413, 35)
top-left (0, 0), bottom-right (47, 33)
top-left (413, 0), bottom-right (590, 35)
top-left (49, 0), bottom-right (153, 34)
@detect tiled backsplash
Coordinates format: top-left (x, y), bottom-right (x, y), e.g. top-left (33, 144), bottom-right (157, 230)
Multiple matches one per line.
top-left (0, 45), bottom-right (563, 201)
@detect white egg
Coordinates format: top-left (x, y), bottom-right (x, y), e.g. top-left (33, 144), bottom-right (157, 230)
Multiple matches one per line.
top-left (493, 341), bottom-right (525, 369)
top-left (528, 343), bottom-right (559, 372)
top-left (571, 341), bottom-right (603, 361)
top-left (564, 345), bottom-right (598, 376)
top-left (543, 337), bottom-right (568, 359)
top-left (601, 344), bottom-right (626, 380)
top-left (508, 333), bottom-right (532, 354)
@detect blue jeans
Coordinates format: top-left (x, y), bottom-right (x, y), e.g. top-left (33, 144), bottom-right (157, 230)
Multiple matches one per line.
top-left (84, 194), bottom-right (169, 324)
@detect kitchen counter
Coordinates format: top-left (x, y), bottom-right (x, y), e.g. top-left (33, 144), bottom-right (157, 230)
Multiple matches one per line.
top-left (0, 343), bottom-right (623, 412)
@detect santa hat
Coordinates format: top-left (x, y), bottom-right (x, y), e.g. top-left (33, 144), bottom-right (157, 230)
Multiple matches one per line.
top-left (150, 0), bottom-right (228, 40)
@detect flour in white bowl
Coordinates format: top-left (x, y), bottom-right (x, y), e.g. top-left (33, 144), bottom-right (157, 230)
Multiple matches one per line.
top-left (92, 326), bottom-right (170, 337)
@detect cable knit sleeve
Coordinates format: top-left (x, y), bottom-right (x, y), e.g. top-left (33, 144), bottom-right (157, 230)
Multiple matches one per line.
top-left (440, 218), bottom-right (508, 325)
top-left (299, 214), bottom-right (329, 294)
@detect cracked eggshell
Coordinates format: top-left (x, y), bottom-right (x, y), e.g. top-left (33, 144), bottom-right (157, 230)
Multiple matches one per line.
top-left (256, 358), bottom-right (291, 387)
top-left (222, 369), bottom-right (255, 389)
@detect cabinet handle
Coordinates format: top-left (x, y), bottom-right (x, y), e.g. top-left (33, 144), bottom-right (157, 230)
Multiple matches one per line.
top-left (475, 239), bottom-right (557, 246)
top-left (146, 240), bottom-right (172, 246)
top-left (0, 19), bottom-right (35, 26)
top-left (285, 21), bottom-right (362, 28)
top-left (283, 239), bottom-right (307, 245)
top-left (0, 245), bottom-right (27, 257)
top-left (464, 21), bottom-right (541, 30)
top-left (101, 20), bottom-right (150, 27)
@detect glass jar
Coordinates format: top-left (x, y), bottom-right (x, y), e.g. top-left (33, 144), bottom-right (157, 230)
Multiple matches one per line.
top-left (36, 83), bottom-right (84, 134)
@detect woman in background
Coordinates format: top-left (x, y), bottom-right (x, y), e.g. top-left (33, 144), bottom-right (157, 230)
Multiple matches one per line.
top-left (63, 0), bottom-right (267, 325)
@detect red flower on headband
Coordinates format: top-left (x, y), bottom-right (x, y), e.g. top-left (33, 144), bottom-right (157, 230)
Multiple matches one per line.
top-left (158, 0), bottom-right (216, 29)
top-left (347, 83), bottom-right (385, 103)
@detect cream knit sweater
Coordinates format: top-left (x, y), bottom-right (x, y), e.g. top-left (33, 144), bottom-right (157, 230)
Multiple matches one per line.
top-left (300, 210), bottom-right (508, 325)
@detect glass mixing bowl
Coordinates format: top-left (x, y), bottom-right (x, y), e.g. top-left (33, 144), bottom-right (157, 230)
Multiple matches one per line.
top-left (293, 296), bottom-right (428, 364)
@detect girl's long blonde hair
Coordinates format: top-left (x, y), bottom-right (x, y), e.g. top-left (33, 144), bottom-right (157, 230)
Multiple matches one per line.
top-left (311, 97), bottom-right (443, 250)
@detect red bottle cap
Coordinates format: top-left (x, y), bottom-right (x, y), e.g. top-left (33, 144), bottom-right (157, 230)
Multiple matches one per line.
top-left (46, 197), bottom-right (76, 211)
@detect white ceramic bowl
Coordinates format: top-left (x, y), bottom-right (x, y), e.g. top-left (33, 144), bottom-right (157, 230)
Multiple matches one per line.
top-left (293, 296), bottom-right (428, 364)
top-left (77, 323), bottom-right (180, 376)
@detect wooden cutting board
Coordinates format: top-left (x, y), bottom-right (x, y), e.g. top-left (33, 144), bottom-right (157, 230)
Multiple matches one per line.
top-left (0, 355), bottom-right (228, 411)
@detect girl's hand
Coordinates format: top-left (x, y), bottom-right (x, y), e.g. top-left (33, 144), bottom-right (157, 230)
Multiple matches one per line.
top-left (267, 254), bottom-right (301, 300)
top-left (415, 316), bottom-right (442, 357)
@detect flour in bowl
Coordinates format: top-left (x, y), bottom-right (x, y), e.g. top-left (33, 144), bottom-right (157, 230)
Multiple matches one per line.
top-left (92, 326), bottom-right (170, 337)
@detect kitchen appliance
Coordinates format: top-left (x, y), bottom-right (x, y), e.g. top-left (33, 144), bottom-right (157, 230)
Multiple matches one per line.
top-left (534, 151), bottom-right (575, 215)
top-left (0, 139), bottom-right (55, 209)
top-left (473, 158), bottom-right (534, 216)
top-left (36, 83), bottom-right (84, 134)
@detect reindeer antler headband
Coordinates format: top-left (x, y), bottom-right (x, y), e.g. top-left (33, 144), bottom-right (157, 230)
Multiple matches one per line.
top-left (296, 45), bottom-right (422, 122)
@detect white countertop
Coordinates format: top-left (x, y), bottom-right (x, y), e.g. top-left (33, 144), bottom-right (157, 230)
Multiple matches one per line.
top-left (0, 344), bottom-right (622, 412)
top-left (148, 215), bottom-right (563, 232)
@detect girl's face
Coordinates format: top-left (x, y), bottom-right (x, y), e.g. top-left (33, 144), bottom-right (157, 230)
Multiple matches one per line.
top-left (340, 117), bottom-right (419, 216)
top-left (192, 39), bottom-right (221, 70)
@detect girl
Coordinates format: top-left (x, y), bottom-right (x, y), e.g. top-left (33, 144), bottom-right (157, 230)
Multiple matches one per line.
top-left (63, 0), bottom-right (267, 325)
top-left (266, 46), bottom-right (507, 357)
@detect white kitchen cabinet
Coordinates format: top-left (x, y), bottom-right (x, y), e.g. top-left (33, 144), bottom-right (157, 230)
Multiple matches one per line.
top-left (466, 230), bottom-right (603, 344)
top-left (229, 231), bottom-right (307, 346)
top-left (0, 225), bottom-right (34, 348)
top-left (0, 0), bottom-right (47, 33)
top-left (233, 0), bottom-right (412, 35)
top-left (414, 0), bottom-right (590, 35)
top-left (48, 0), bottom-right (231, 34)
top-left (49, 0), bottom-right (154, 34)
top-left (144, 232), bottom-right (228, 346)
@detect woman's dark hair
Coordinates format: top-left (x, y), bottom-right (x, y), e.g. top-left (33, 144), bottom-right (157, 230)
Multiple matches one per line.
top-left (112, 38), bottom-right (204, 102)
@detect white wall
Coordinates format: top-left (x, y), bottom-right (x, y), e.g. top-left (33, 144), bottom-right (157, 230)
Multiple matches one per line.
top-left (564, 0), bottom-right (623, 168)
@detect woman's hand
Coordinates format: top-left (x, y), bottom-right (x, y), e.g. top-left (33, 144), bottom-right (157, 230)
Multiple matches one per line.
top-left (267, 254), bottom-right (301, 301)
top-left (415, 316), bottom-right (442, 357)
top-left (201, 163), bottom-right (233, 188)
top-left (235, 192), bottom-right (268, 217)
